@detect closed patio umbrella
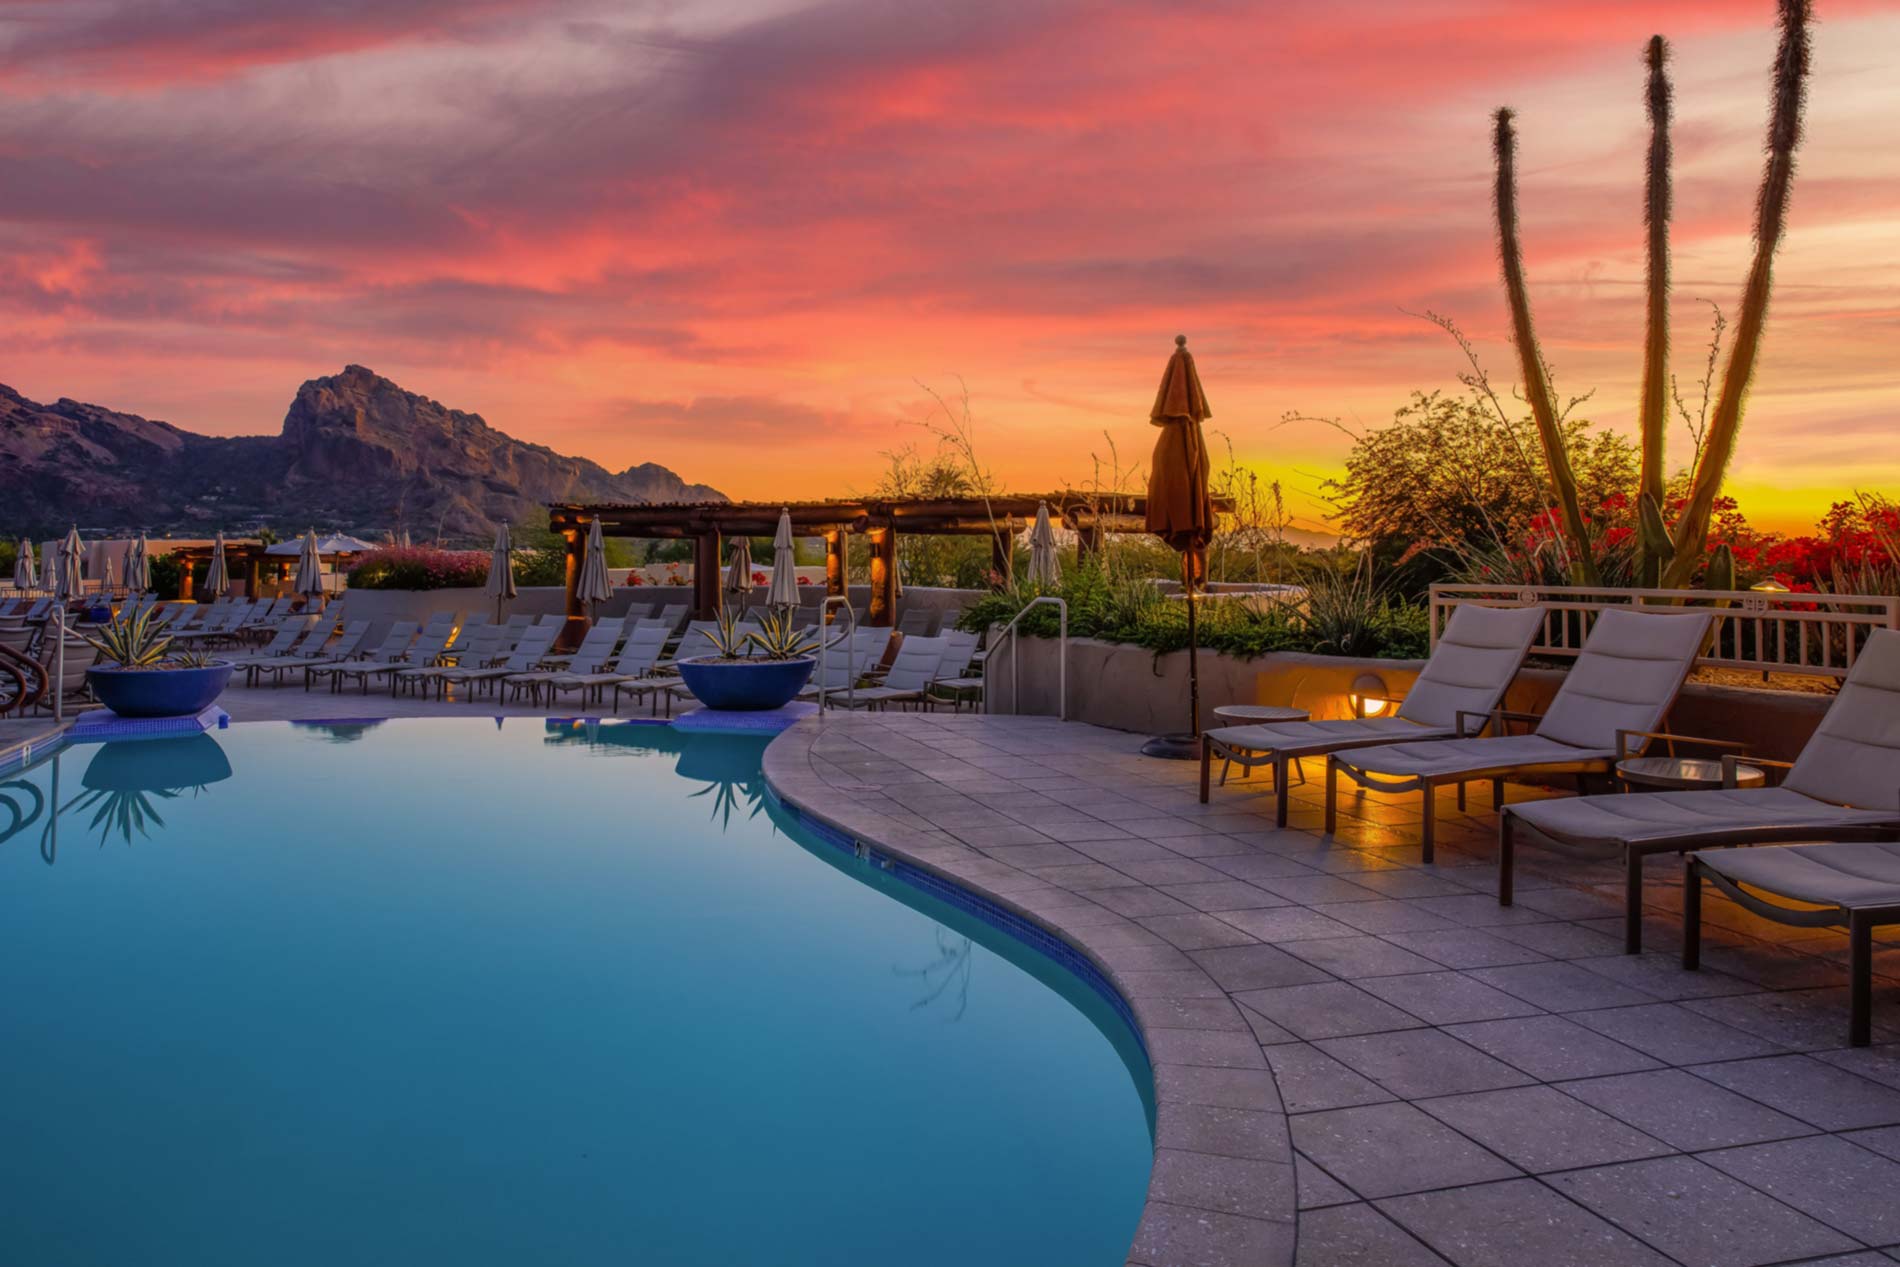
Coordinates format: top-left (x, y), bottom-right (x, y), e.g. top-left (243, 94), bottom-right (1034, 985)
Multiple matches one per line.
top-left (53, 526), bottom-right (83, 602)
top-left (205, 531), bottom-right (230, 599)
top-left (14, 537), bottom-right (37, 591)
top-left (578, 518), bottom-right (613, 616)
top-left (125, 534), bottom-right (150, 595)
top-left (1027, 501), bottom-right (1061, 588)
top-left (766, 511), bottom-right (800, 609)
top-left (724, 537), bottom-right (754, 612)
top-left (101, 553), bottom-right (119, 597)
top-left (1143, 334), bottom-right (1216, 760)
top-left (293, 529), bottom-right (325, 601)
top-left (51, 527), bottom-right (81, 722)
top-left (486, 522), bottom-right (518, 622)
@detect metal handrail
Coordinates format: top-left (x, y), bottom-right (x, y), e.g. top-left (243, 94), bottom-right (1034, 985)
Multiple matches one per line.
top-left (985, 596), bottom-right (1068, 721)
top-left (817, 596), bottom-right (857, 714)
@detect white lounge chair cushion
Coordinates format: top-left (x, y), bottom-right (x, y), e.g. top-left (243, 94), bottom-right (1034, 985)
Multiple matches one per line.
top-left (1511, 786), bottom-right (1900, 848)
top-left (1696, 842), bottom-right (1900, 910)
top-left (1784, 628), bottom-right (1900, 811)
top-left (1208, 716), bottom-right (1445, 755)
top-left (1533, 608), bottom-right (1713, 751)
top-left (1338, 734), bottom-right (1610, 781)
top-left (1396, 603), bottom-right (1545, 730)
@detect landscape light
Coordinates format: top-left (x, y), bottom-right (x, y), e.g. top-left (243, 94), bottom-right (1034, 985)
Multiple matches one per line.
top-left (1349, 672), bottom-right (1392, 718)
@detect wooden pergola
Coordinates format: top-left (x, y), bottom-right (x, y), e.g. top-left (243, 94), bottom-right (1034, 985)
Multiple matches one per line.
top-left (548, 493), bottom-right (1208, 630)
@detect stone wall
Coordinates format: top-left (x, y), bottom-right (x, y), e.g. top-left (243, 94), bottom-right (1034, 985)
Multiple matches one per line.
top-left (984, 635), bottom-right (1831, 763)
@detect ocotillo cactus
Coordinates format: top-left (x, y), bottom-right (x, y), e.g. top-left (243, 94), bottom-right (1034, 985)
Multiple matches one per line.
top-left (1638, 36), bottom-right (1673, 583)
top-left (1663, 0), bottom-right (1812, 586)
top-left (1638, 492), bottom-right (1674, 587)
top-left (1706, 542), bottom-right (1737, 592)
top-left (1493, 108), bottom-right (1600, 585)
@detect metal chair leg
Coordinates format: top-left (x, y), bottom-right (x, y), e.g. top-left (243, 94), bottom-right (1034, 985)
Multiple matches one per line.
top-left (1682, 856), bottom-right (1702, 971)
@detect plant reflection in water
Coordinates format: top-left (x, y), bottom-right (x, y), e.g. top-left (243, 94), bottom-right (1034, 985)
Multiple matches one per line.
top-left (541, 720), bottom-right (772, 828)
top-left (1, 734), bottom-right (233, 862)
top-left (898, 928), bottom-right (975, 1020)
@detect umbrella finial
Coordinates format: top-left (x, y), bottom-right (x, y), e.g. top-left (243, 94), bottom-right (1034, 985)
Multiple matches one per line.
top-left (1175, 334), bottom-right (1187, 348)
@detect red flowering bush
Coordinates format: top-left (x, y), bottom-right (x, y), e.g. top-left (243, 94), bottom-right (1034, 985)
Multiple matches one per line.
top-left (346, 547), bottom-right (490, 591)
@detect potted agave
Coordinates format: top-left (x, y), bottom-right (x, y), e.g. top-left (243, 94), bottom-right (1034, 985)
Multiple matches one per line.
top-left (674, 608), bottom-right (818, 711)
top-left (83, 608), bottom-right (234, 718)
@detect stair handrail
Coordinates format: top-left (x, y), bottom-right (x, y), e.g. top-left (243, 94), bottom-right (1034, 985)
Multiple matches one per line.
top-left (817, 596), bottom-right (857, 714)
top-left (984, 596), bottom-right (1068, 721)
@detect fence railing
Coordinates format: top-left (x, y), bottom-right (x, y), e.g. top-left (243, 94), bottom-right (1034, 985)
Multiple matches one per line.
top-left (1429, 584), bottom-right (1900, 680)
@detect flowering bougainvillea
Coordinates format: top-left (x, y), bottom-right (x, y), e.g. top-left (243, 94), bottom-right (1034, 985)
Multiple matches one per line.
top-left (346, 548), bottom-right (490, 591)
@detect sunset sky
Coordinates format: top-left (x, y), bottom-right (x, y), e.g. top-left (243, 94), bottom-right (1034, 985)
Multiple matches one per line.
top-left (3, 0), bottom-right (1897, 534)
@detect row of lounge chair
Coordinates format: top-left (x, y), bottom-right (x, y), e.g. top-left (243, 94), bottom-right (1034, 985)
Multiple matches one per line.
top-left (1197, 603), bottom-right (1900, 1045)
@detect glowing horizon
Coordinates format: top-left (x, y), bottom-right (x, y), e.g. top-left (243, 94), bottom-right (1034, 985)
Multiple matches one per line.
top-left (4, 1), bottom-right (1898, 537)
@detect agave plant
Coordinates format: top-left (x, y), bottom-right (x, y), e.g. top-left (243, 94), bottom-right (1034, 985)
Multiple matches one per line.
top-left (745, 608), bottom-right (818, 661)
top-left (702, 608), bottom-right (753, 659)
top-left (82, 607), bottom-right (173, 669)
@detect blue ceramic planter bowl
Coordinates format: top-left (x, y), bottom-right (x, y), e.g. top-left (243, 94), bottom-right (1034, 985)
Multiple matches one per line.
top-left (86, 661), bottom-right (234, 718)
top-left (674, 656), bottom-right (815, 711)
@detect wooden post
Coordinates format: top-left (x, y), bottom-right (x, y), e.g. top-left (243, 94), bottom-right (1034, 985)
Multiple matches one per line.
top-left (692, 531), bottom-right (722, 619)
top-left (824, 530), bottom-right (847, 621)
top-left (178, 562), bottom-right (195, 602)
top-left (244, 553), bottom-right (261, 597)
top-left (868, 528), bottom-right (897, 626)
top-left (991, 520), bottom-right (1012, 589)
top-left (560, 527), bottom-right (586, 651)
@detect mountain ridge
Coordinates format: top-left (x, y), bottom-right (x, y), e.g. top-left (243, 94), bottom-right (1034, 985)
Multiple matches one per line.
top-left (0, 365), bottom-right (723, 540)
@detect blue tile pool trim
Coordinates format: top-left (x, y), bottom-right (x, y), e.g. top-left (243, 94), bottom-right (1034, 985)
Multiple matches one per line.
top-left (673, 701), bottom-right (818, 735)
top-left (765, 785), bottom-right (1149, 1063)
top-left (0, 730), bottom-right (66, 776)
top-left (65, 704), bottom-right (229, 744)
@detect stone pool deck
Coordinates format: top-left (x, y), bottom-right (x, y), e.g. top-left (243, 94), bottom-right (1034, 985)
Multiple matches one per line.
top-left (763, 712), bottom-right (1900, 1267)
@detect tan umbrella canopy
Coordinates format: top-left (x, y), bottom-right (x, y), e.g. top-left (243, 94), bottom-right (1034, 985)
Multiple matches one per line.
top-left (486, 522), bottom-right (518, 621)
top-left (578, 518), bottom-right (613, 614)
top-left (1144, 335), bottom-right (1215, 759)
top-left (293, 529), bottom-right (325, 600)
top-left (14, 537), bottom-right (37, 591)
top-left (724, 537), bottom-right (754, 608)
top-left (54, 526), bottom-right (82, 601)
top-left (125, 533), bottom-right (150, 595)
top-left (766, 512), bottom-right (800, 609)
top-left (1026, 501), bottom-right (1061, 588)
top-left (205, 531), bottom-right (230, 599)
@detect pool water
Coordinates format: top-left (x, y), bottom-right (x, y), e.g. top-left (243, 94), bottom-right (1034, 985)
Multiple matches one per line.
top-left (0, 720), bottom-right (1153, 1266)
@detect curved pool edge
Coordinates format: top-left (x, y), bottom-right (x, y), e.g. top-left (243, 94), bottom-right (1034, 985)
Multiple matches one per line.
top-left (761, 717), bottom-right (1297, 1267)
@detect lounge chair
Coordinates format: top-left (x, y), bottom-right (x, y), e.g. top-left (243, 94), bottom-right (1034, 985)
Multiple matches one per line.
top-left (305, 622), bottom-right (419, 693)
top-left (654, 603), bottom-right (689, 634)
top-left (507, 620), bottom-right (623, 702)
top-left (435, 624), bottom-right (560, 700)
top-left (622, 602), bottom-right (653, 622)
top-left (897, 608), bottom-right (936, 637)
top-left (395, 625), bottom-right (514, 698)
top-left (1325, 607), bottom-right (1715, 863)
top-left (344, 627), bottom-right (457, 694)
top-left (924, 629), bottom-right (985, 711)
top-left (546, 623), bottom-right (672, 711)
top-left (825, 636), bottom-right (945, 711)
top-left (1503, 626), bottom-right (1900, 952)
top-left (246, 620), bottom-right (371, 688)
top-left (1685, 842), bottom-right (1900, 1046)
top-left (225, 616), bottom-right (321, 683)
top-left (1200, 603), bottom-right (1548, 821)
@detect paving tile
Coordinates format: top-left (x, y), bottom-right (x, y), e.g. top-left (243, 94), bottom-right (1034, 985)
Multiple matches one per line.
top-left (1691, 1055), bottom-right (1900, 1131)
top-left (1216, 906), bottom-right (1365, 944)
top-left (1207, 854), bottom-right (1336, 884)
top-left (1253, 873), bottom-right (1390, 905)
top-left (1561, 1068), bottom-right (1816, 1152)
top-left (1292, 1202), bottom-right (1449, 1265)
top-left (1309, 900), bottom-right (1460, 935)
top-left (1418, 1085), bottom-right (1674, 1173)
top-left (1240, 1006), bottom-right (1298, 1045)
top-left (1357, 972), bottom-right (1545, 1026)
top-left (1262, 1043), bottom-right (1396, 1114)
top-left (1279, 936), bottom-right (1446, 980)
top-left (1122, 858), bottom-right (1242, 887)
top-left (1159, 880), bottom-right (1292, 913)
top-left (1701, 943), bottom-right (1849, 992)
top-left (1153, 1063), bottom-right (1284, 1114)
top-left (1189, 943), bottom-right (1333, 992)
top-left (1140, 912), bottom-right (1265, 950)
top-left (1158, 1100), bottom-right (1292, 1161)
top-left (1705, 1134), bottom-right (1900, 1245)
top-left (1568, 1002), bottom-right (1786, 1066)
top-left (1140, 995), bottom-right (1255, 1032)
top-left (1293, 1154), bottom-right (1358, 1210)
top-left (1378, 1177), bottom-right (1673, 1267)
top-left (1574, 952), bottom-right (1759, 1001)
top-left (1348, 870), bottom-right (1475, 900)
top-left (1813, 1045), bottom-right (1900, 1094)
top-left (1148, 1147), bottom-right (1297, 1219)
top-left (1482, 920), bottom-right (1628, 959)
top-left (1683, 988), bottom-right (1886, 1053)
top-left (1466, 960), bottom-right (1659, 1013)
top-left (1382, 928), bottom-right (1550, 970)
top-left (1235, 982), bottom-right (1427, 1041)
top-left (1549, 1154), bottom-right (1857, 1267)
top-left (1403, 893), bottom-right (1553, 928)
top-left (1090, 885), bottom-right (1200, 918)
top-left (1844, 1125), bottom-right (1900, 1163)
top-left (1290, 1102), bottom-right (1519, 1199)
top-left (1147, 1027), bottom-right (1272, 1070)
top-left (1129, 1201), bottom-right (1296, 1267)
top-left (1445, 1015), bottom-right (1661, 1081)
top-left (1316, 1029), bottom-right (1535, 1100)
top-left (1513, 886), bottom-right (1626, 922)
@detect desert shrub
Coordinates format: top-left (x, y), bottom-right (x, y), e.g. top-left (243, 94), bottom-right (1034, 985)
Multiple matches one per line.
top-left (347, 547), bottom-right (490, 591)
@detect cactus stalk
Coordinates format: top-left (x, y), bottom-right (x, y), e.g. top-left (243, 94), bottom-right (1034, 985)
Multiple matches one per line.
top-left (1638, 36), bottom-right (1673, 584)
top-left (1662, 0), bottom-right (1811, 586)
top-left (1493, 107), bottom-right (1600, 585)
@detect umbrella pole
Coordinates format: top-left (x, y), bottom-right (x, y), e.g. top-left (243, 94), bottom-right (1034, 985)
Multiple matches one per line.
top-left (1185, 552), bottom-right (1201, 741)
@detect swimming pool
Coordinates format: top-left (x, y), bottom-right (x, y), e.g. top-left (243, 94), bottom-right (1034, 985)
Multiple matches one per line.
top-left (0, 719), bottom-right (1153, 1265)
